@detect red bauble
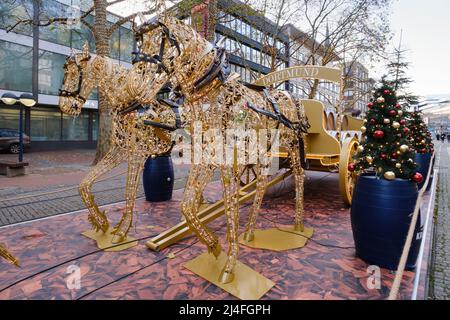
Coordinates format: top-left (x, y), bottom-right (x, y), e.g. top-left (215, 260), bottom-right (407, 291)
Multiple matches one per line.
top-left (384, 89), bottom-right (390, 94)
top-left (395, 104), bottom-right (401, 109)
top-left (400, 119), bottom-right (407, 125)
top-left (403, 127), bottom-right (410, 134)
top-left (388, 110), bottom-right (397, 117)
top-left (368, 102), bottom-right (374, 108)
top-left (412, 172), bottom-right (423, 184)
top-left (392, 152), bottom-right (398, 159)
top-left (420, 149), bottom-right (427, 153)
top-left (348, 163), bottom-right (356, 172)
top-left (370, 119), bottom-right (376, 125)
top-left (373, 130), bottom-right (385, 139)
top-left (380, 153), bottom-right (387, 160)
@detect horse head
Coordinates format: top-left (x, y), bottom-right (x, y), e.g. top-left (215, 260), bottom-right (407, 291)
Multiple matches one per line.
top-left (59, 42), bottom-right (95, 116)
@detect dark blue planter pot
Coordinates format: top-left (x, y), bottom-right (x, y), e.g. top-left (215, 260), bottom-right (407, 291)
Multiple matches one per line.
top-left (415, 153), bottom-right (432, 190)
top-left (143, 155), bottom-right (174, 202)
top-left (350, 175), bottom-right (422, 270)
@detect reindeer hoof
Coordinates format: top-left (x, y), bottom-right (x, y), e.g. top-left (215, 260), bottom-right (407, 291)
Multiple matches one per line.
top-left (111, 230), bottom-right (127, 244)
top-left (294, 223), bottom-right (305, 232)
top-left (242, 231), bottom-right (255, 242)
top-left (218, 269), bottom-right (235, 284)
top-left (210, 243), bottom-right (222, 258)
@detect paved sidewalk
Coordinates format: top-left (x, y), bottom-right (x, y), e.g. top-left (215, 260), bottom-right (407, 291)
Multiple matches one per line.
top-left (0, 149), bottom-right (190, 226)
top-left (428, 142), bottom-right (450, 299)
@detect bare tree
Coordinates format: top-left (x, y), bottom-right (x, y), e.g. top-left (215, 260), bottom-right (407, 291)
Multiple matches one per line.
top-left (383, 31), bottom-right (419, 105)
top-left (4, 0), bottom-right (156, 163)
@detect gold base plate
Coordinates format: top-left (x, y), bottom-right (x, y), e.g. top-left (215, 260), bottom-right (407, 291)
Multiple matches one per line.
top-left (184, 251), bottom-right (275, 300)
top-left (82, 228), bottom-right (138, 252)
top-left (239, 226), bottom-right (314, 251)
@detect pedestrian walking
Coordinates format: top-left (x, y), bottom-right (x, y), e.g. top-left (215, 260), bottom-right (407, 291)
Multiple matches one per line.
top-left (437, 133), bottom-right (440, 141)
top-left (441, 133), bottom-right (446, 142)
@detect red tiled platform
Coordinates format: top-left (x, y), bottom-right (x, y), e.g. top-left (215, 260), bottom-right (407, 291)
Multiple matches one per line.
top-left (0, 171), bottom-right (433, 300)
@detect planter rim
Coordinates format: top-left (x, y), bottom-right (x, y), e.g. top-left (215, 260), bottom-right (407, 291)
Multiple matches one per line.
top-left (357, 174), bottom-right (417, 185)
top-left (147, 154), bottom-right (172, 158)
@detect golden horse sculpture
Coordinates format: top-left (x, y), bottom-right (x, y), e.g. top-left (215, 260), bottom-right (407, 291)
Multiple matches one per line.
top-left (0, 243), bottom-right (19, 267)
top-left (58, 44), bottom-right (179, 247)
top-left (132, 16), bottom-right (310, 284)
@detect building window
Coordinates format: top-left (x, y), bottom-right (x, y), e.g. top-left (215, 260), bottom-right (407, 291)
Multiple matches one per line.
top-left (62, 112), bottom-right (89, 141)
top-left (109, 23), bottom-right (120, 60)
top-left (72, 14), bottom-right (96, 51)
top-left (0, 0), bottom-right (33, 36)
top-left (38, 50), bottom-right (67, 96)
top-left (0, 107), bottom-right (23, 131)
top-left (92, 112), bottom-right (99, 141)
top-left (119, 26), bottom-right (134, 63)
top-left (0, 41), bottom-right (33, 92)
top-left (40, 0), bottom-right (72, 46)
top-left (30, 108), bottom-right (62, 141)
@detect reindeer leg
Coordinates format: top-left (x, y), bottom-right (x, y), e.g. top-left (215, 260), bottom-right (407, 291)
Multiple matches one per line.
top-left (111, 153), bottom-right (144, 243)
top-left (242, 164), bottom-right (267, 242)
top-left (219, 167), bottom-right (240, 284)
top-left (79, 145), bottom-right (125, 233)
top-left (181, 164), bottom-right (221, 256)
top-left (291, 141), bottom-right (305, 232)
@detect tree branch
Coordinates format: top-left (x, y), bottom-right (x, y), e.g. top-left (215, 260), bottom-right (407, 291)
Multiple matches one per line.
top-left (107, 9), bottom-right (155, 35)
top-left (6, 5), bottom-right (95, 33)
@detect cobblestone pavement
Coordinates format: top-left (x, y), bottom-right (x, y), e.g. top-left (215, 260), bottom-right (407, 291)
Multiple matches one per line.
top-left (0, 149), bottom-right (191, 226)
top-left (428, 142), bottom-right (450, 299)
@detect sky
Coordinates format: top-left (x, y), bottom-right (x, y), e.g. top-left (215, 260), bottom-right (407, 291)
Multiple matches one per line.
top-left (109, 0), bottom-right (450, 98)
top-left (386, 0), bottom-right (450, 98)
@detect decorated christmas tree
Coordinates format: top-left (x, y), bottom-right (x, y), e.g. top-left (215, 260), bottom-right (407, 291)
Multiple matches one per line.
top-left (408, 110), bottom-right (434, 154)
top-left (349, 83), bottom-right (423, 183)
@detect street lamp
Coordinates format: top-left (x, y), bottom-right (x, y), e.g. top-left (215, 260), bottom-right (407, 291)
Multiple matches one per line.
top-left (1, 92), bottom-right (36, 163)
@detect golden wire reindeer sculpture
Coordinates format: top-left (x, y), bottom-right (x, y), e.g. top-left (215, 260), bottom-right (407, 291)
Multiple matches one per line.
top-left (0, 243), bottom-right (19, 267)
top-left (132, 17), bottom-right (310, 284)
top-left (59, 43), bottom-right (180, 246)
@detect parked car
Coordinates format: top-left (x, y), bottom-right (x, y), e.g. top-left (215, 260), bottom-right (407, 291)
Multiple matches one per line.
top-left (0, 128), bottom-right (31, 154)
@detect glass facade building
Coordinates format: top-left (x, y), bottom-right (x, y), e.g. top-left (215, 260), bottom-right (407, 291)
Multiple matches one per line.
top-left (0, 0), bottom-right (134, 150)
top-left (214, 5), bottom-right (289, 85)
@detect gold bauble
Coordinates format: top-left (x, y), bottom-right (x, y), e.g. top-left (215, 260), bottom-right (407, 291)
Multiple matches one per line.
top-left (392, 122), bottom-right (400, 129)
top-left (421, 139), bottom-right (426, 144)
top-left (360, 126), bottom-right (367, 133)
top-left (366, 156), bottom-right (373, 165)
top-left (357, 146), bottom-right (364, 153)
top-left (383, 118), bottom-right (391, 124)
top-left (377, 97), bottom-right (385, 103)
top-left (364, 119), bottom-right (368, 124)
top-left (399, 145), bottom-right (409, 153)
top-left (384, 171), bottom-right (396, 180)
top-left (398, 110), bottom-right (403, 116)
top-left (396, 163), bottom-right (401, 168)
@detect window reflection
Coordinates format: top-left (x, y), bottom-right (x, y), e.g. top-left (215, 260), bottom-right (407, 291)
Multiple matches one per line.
top-left (62, 112), bottom-right (89, 141)
top-left (0, 41), bottom-right (33, 92)
top-left (38, 50), bottom-right (67, 95)
top-left (30, 108), bottom-right (61, 141)
top-left (0, 0), bottom-right (33, 36)
top-left (0, 107), bottom-right (22, 131)
top-left (40, 0), bottom-right (71, 46)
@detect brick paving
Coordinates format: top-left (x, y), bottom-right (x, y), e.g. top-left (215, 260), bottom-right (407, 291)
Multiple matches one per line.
top-left (0, 171), bottom-right (420, 300)
top-left (428, 142), bottom-right (450, 299)
top-left (0, 149), bottom-right (191, 226)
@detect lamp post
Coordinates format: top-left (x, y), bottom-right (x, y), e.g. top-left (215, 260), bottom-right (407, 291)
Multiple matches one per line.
top-left (1, 92), bottom-right (36, 162)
